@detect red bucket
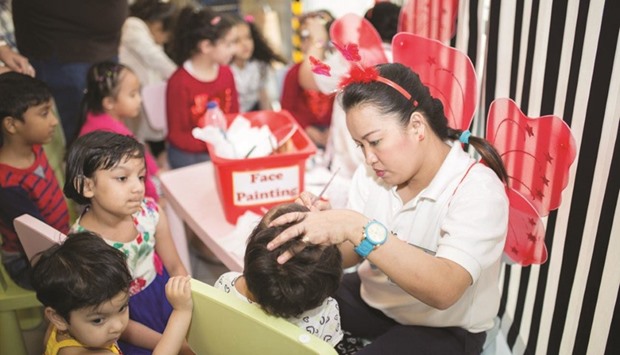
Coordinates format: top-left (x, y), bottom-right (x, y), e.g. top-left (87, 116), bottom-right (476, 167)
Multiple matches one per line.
top-left (207, 110), bottom-right (317, 224)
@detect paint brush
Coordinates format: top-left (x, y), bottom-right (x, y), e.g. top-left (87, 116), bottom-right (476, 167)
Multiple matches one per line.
top-left (311, 167), bottom-right (341, 205)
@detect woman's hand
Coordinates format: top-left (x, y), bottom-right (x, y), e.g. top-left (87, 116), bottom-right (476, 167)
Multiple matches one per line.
top-left (267, 209), bottom-right (367, 264)
top-left (0, 45), bottom-right (35, 77)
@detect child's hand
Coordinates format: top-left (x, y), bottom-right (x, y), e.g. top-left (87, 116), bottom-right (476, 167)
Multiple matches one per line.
top-left (165, 276), bottom-right (193, 312)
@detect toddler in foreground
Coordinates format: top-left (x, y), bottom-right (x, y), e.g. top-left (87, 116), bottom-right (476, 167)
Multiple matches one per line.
top-left (215, 203), bottom-right (343, 346)
top-left (32, 231), bottom-right (192, 355)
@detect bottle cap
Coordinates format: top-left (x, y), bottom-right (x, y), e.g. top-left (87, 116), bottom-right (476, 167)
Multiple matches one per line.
top-left (207, 101), bottom-right (218, 109)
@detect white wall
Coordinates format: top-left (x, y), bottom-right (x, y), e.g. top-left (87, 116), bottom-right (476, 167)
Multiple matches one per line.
top-left (302, 0), bottom-right (376, 18)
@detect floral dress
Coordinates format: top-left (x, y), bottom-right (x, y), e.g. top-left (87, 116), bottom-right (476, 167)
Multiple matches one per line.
top-left (71, 198), bottom-right (172, 355)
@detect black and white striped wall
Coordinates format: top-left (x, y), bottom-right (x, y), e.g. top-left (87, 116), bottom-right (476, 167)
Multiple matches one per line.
top-left (452, 0), bottom-right (619, 353)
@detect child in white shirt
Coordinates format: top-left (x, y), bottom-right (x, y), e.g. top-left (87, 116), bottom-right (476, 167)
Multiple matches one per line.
top-left (215, 203), bottom-right (343, 347)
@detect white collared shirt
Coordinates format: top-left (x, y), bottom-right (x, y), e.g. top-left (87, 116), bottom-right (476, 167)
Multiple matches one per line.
top-left (348, 142), bottom-right (509, 333)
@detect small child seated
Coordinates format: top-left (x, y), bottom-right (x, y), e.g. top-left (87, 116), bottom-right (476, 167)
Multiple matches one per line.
top-left (32, 231), bottom-right (193, 355)
top-left (215, 203), bottom-right (343, 346)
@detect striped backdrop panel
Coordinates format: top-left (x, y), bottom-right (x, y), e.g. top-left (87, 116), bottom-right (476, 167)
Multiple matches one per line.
top-left (453, 0), bottom-right (619, 353)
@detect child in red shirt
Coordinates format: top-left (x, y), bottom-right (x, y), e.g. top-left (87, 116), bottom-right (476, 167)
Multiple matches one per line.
top-left (166, 7), bottom-right (239, 168)
top-left (0, 72), bottom-right (70, 289)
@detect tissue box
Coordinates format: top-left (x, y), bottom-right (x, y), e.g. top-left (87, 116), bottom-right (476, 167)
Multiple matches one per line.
top-left (207, 110), bottom-right (317, 224)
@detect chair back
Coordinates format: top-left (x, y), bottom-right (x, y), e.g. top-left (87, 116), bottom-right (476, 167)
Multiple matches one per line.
top-left (13, 214), bottom-right (66, 265)
top-left (187, 279), bottom-right (337, 355)
top-left (142, 82), bottom-right (168, 134)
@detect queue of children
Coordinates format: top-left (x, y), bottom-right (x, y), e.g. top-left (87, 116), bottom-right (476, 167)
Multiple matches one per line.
top-left (0, 0), bottom-right (436, 354)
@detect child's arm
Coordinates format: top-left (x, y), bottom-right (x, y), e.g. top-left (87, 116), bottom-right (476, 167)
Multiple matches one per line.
top-left (0, 186), bottom-right (47, 226)
top-left (155, 204), bottom-right (189, 277)
top-left (119, 319), bottom-right (164, 350)
top-left (153, 276), bottom-right (194, 355)
top-left (258, 86), bottom-right (273, 111)
top-left (120, 316), bottom-right (194, 354)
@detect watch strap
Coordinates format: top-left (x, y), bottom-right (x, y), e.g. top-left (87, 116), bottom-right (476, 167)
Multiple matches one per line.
top-left (354, 220), bottom-right (388, 258)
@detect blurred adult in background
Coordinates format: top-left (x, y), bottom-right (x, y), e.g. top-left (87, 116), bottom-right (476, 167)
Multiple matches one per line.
top-left (363, 1), bottom-right (401, 60)
top-left (120, 0), bottom-right (178, 165)
top-left (11, 0), bottom-right (128, 141)
top-left (0, 0), bottom-right (33, 76)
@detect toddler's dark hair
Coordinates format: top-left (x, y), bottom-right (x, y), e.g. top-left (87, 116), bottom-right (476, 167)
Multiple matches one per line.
top-left (31, 231), bottom-right (132, 322)
top-left (64, 131), bottom-right (145, 205)
top-left (0, 72), bottom-right (53, 146)
top-left (244, 203), bottom-right (342, 318)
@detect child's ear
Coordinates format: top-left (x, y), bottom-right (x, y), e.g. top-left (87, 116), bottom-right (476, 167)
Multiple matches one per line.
top-left (80, 176), bottom-right (96, 199)
top-left (45, 307), bottom-right (70, 332)
top-left (102, 96), bottom-right (115, 112)
top-left (2, 116), bottom-right (20, 134)
top-left (197, 39), bottom-right (213, 53)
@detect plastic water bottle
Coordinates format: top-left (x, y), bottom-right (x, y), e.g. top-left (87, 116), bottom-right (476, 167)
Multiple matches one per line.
top-left (203, 100), bottom-right (227, 136)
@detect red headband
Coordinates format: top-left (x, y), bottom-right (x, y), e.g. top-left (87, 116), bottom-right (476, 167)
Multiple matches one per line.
top-left (310, 42), bottom-right (417, 107)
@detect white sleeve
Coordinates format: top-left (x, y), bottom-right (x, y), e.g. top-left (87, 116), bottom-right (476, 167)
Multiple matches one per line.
top-left (436, 167), bottom-right (509, 282)
top-left (120, 17), bottom-right (176, 79)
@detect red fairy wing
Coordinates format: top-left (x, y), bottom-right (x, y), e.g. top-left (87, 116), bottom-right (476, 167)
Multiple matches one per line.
top-left (486, 98), bottom-right (577, 215)
top-left (398, 0), bottom-right (459, 42)
top-left (487, 98), bottom-right (577, 266)
top-left (504, 188), bottom-right (548, 266)
top-left (330, 13), bottom-right (388, 66)
top-left (392, 33), bottom-right (477, 130)
top-left (309, 56), bottom-right (332, 76)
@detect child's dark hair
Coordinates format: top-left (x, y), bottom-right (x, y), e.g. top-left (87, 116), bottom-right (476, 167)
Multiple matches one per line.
top-left (243, 203), bottom-right (342, 319)
top-left (71, 61), bottom-right (131, 146)
top-left (170, 6), bottom-right (234, 65)
top-left (130, 0), bottom-right (178, 32)
top-left (341, 63), bottom-right (508, 183)
top-left (31, 231), bottom-right (132, 322)
top-left (0, 72), bottom-right (53, 146)
top-left (64, 131), bottom-right (145, 205)
top-left (364, 2), bottom-right (401, 43)
top-left (233, 16), bottom-right (287, 65)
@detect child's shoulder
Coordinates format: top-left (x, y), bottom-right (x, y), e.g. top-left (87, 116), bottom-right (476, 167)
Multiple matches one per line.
top-left (0, 144), bottom-right (44, 172)
top-left (215, 271), bottom-right (241, 288)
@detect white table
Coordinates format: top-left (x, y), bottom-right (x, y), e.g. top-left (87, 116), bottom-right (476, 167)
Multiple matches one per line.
top-left (161, 162), bottom-right (244, 272)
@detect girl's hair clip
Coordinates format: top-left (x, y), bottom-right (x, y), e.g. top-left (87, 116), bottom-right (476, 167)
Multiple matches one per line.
top-left (210, 16), bottom-right (221, 26)
top-left (244, 15), bottom-right (254, 23)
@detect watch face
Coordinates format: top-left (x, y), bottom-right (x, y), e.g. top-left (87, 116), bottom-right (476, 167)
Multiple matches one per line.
top-left (366, 222), bottom-right (387, 243)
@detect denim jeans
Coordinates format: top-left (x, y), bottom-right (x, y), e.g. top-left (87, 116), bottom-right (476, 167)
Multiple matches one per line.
top-left (30, 57), bottom-right (115, 142)
top-left (167, 143), bottom-right (210, 169)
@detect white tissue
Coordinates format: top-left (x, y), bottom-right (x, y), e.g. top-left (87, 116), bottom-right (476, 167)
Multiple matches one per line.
top-left (192, 115), bottom-right (278, 159)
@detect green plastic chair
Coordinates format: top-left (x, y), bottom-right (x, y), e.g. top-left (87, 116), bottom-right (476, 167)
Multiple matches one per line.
top-left (0, 262), bottom-right (41, 355)
top-left (0, 213), bottom-right (67, 355)
top-left (187, 279), bottom-right (338, 355)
